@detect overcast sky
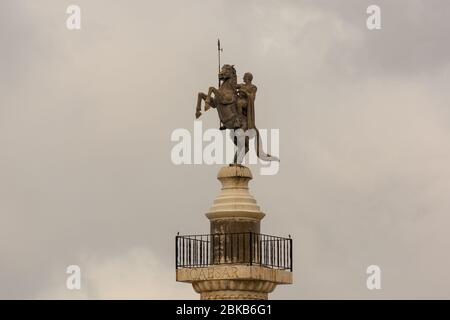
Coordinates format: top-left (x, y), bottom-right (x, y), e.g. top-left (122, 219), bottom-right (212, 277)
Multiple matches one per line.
top-left (1, 0), bottom-right (450, 299)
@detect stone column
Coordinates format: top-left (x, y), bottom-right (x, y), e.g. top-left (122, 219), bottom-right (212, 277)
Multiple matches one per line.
top-left (176, 165), bottom-right (292, 300)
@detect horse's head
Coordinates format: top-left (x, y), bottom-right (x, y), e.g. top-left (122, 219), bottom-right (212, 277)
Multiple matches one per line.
top-left (219, 64), bottom-right (236, 83)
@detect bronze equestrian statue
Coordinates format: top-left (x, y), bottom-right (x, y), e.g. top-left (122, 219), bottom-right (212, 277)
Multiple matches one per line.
top-left (195, 64), bottom-right (279, 164)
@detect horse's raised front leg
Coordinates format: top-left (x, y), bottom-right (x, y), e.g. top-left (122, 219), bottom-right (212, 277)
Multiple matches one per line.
top-left (196, 92), bottom-right (207, 119)
top-left (205, 87), bottom-right (219, 110)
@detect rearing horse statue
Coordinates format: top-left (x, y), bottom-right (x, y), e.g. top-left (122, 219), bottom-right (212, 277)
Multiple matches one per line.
top-left (195, 64), bottom-right (279, 164)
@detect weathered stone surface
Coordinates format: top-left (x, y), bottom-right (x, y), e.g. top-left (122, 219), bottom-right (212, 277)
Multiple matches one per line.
top-left (177, 265), bottom-right (293, 284)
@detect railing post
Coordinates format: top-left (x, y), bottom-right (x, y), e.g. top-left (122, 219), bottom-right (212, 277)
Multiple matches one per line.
top-left (289, 237), bottom-right (293, 272)
top-left (277, 238), bottom-right (280, 269)
top-left (224, 233), bottom-right (227, 263)
top-left (188, 238), bottom-right (191, 267)
top-left (259, 234), bottom-right (262, 266)
top-left (175, 235), bottom-right (178, 269)
top-left (249, 232), bottom-right (253, 266)
top-left (206, 235), bottom-right (209, 266)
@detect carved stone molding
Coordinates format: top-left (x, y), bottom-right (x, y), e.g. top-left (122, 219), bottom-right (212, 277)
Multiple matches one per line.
top-left (200, 290), bottom-right (268, 300)
top-left (192, 279), bottom-right (276, 293)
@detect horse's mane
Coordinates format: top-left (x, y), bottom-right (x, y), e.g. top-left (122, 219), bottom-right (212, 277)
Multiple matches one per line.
top-left (231, 74), bottom-right (237, 89)
top-left (230, 65), bottom-right (237, 89)
top-left (222, 64), bottom-right (237, 88)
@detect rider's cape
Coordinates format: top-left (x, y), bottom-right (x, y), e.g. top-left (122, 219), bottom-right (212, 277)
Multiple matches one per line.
top-left (246, 88), bottom-right (256, 129)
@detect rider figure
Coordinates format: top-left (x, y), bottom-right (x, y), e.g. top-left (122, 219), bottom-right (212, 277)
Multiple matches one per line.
top-left (236, 72), bottom-right (257, 130)
top-left (216, 70), bottom-right (257, 131)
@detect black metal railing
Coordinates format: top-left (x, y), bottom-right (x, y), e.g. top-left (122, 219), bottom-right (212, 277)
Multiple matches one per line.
top-left (175, 232), bottom-right (292, 271)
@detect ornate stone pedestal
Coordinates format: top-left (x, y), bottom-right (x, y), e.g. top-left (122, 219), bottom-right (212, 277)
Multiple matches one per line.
top-left (176, 165), bottom-right (293, 300)
top-left (207, 165), bottom-right (263, 235)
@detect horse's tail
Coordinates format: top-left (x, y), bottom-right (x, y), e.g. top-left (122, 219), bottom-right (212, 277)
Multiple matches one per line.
top-left (254, 128), bottom-right (280, 162)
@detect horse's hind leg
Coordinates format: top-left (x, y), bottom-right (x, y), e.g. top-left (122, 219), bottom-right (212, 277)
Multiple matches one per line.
top-left (196, 92), bottom-right (207, 118)
top-left (232, 135), bottom-right (250, 164)
top-left (245, 136), bottom-right (250, 158)
top-left (233, 136), bottom-right (238, 164)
